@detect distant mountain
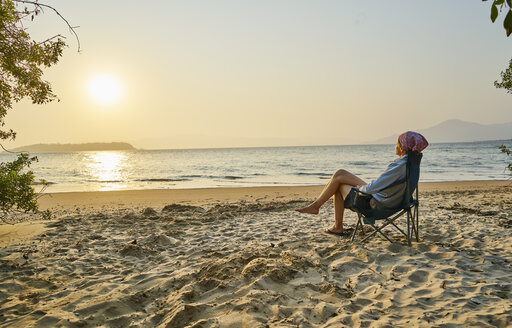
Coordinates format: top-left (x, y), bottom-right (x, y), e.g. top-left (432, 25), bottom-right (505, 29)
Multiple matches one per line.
top-left (374, 119), bottom-right (512, 144)
top-left (9, 142), bottom-right (136, 153)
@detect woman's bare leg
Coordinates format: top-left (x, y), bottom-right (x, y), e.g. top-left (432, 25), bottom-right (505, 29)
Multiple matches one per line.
top-left (296, 169), bottom-right (366, 214)
top-left (326, 184), bottom-right (353, 233)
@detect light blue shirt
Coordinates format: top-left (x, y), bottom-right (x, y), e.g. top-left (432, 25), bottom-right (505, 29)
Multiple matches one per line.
top-left (359, 155), bottom-right (408, 208)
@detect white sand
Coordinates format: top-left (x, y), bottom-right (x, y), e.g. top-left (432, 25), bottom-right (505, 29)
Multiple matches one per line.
top-left (0, 182), bottom-right (511, 327)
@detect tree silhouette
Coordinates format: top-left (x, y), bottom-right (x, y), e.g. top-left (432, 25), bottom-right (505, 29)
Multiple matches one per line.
top-left (0, 0), bottom-right (78, 221)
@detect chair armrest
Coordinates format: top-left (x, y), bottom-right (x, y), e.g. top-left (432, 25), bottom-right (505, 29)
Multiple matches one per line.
top-left (353, 187), bottom-right (370, 195)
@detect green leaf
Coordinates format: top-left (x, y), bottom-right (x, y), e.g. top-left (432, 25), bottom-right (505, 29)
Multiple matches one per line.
top-left (495, 0), bottom-right (505, 5)
top-left (507, 0), bottom-right (512, 8)
top-left (505, 10), bottom-right (512, 36)
top-left (491, 4), bottom-right (499, 22)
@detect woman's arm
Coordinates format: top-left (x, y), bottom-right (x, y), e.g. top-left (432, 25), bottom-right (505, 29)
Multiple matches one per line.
top-left (359, 157), bottom-right (407, 194)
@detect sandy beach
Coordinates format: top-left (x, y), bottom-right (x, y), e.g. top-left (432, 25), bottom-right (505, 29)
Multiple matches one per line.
top-left (1, 181), bottom-right (511, 327)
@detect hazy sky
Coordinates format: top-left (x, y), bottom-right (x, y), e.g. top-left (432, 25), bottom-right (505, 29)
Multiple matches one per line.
top-left (5, 1), bottom-right (512, 149)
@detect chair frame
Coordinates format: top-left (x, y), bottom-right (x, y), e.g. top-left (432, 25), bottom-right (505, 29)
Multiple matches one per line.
top-left (350, 188), bottom-right (419, 246)
top-left (349, 151), bottom-right (421, 246)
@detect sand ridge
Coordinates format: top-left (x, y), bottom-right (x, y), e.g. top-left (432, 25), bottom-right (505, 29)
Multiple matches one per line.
top-left (0, 183), bottom-right (511, 327)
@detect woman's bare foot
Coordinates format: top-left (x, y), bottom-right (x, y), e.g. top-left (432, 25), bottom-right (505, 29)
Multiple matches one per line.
top-left (295, 204), bottom-right (319, 214)
top-left (324, 227), bottom-right (344, 234)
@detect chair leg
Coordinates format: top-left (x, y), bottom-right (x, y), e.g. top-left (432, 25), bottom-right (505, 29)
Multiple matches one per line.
top-left (415, 204), bottom-right (419, 241)
top-left (350, 214), bottom-right (363, 243)
top-left (389, 221), bottom-right (407, 237)
top-left (361, 211), bottom-right (406, 243)
top-left (383, 210), bottom-right (407, 233)
top-left (410, 210), bottom-right (418, 241)
top-left (415, 188), bottom-right (420, 242)
top-left (361, 225), bottom-right (394, 243)
top-left (407, 210), bottom-right (412, 247)
top-left (353, 208), bottom-right (418, 245)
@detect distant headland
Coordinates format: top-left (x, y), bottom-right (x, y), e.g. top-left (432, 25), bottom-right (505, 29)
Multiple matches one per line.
top-left (8, 142), bottom-right (137, 153)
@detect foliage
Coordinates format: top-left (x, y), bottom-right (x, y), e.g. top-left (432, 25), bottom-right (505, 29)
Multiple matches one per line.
top-left (499, 144), bottom-right (512, 175)
top-left (484, 1), bottom-right (512, 173)
top-left (485, 1), bottom-right (512, 94)
top-left (1, 0), bottom-right (66, 139)
top-left (0, 0), bottom-right (73, 221)
top-left (0, 153), bottom-right (50, 220)
top-left (483, 0), bottom-right (512, 36)
top-left (494, 57), bottom-right (512, 93)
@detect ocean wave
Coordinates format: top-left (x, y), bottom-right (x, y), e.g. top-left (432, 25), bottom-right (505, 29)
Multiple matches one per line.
top-left (180, 174), bottom-right (245, 180)
top-left (223, 176), bottom-right (244, 180)
top-left (294, 172), bottom-right (332, 177)
top-left (31, 181), bottom-right (57, 185)
top-left (135, 178), bottom-right (191, 182)
top-left (349, 161), bottom-right (368, 166)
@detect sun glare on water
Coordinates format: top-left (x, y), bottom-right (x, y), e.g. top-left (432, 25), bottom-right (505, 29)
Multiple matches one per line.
top-left (86, 152), bottom-right (128, 191)
top-left (88, 74), bottom-right (122, 105)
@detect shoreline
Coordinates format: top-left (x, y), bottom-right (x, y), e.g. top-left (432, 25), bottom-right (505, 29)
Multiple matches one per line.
top-left (1, 180), bottom-right (508, 248)
top-left (38, 179), bottom-right (512, 195)
top-left (36, 180), bottom-right (511, 212)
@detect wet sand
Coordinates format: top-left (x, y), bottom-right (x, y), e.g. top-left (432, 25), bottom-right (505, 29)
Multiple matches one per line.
top-left (0, 181), bottom-right (511, 327)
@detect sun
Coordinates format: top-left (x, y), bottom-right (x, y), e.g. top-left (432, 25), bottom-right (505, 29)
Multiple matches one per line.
top-left (88, 74), bottom-right (122, 105)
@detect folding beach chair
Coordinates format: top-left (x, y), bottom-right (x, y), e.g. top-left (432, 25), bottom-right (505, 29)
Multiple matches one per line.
top-left (347, 151), bottom-right (422, 246)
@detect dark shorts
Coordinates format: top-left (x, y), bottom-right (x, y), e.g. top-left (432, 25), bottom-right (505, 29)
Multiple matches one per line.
top-left (344, 188), bottom-right (372, 210)
top-left (344, 188), bottom-right (386, 210)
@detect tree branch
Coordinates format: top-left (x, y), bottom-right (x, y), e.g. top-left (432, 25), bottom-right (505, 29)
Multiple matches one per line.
top-left (13, 0), bottom-right (81, 52)
top-left (0, 143), bottom-right (22, 154)
top-left (37, 34), bottom-right (66, 46)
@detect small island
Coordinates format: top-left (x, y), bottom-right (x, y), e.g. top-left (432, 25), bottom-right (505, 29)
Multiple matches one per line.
top-left (9, 142), bottom-right (137, 153)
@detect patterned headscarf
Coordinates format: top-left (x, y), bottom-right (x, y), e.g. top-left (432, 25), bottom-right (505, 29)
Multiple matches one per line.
top-left (398, 131), bottom-right (429, 153)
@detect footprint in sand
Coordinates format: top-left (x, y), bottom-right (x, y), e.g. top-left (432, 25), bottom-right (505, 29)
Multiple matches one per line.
top-left (407, 270), bottom-right (430, 283)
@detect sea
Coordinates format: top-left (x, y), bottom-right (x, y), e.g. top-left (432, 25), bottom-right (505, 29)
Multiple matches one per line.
top-left (0, 140), bottom-right (510, 193)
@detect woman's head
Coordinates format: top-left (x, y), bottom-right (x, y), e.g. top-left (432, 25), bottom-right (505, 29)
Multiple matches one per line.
top-left (396, 131), bottom-right (429, 156)
top-left (395, 140), bottom-right (406, 156)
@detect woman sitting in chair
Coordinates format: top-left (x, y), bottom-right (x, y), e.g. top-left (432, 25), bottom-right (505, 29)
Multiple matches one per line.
top-left (296, 131), bottom-right (428, 236)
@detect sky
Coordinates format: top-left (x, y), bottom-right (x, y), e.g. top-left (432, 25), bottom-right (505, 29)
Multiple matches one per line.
top-left (5, 0), bottom-right (512, 149)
